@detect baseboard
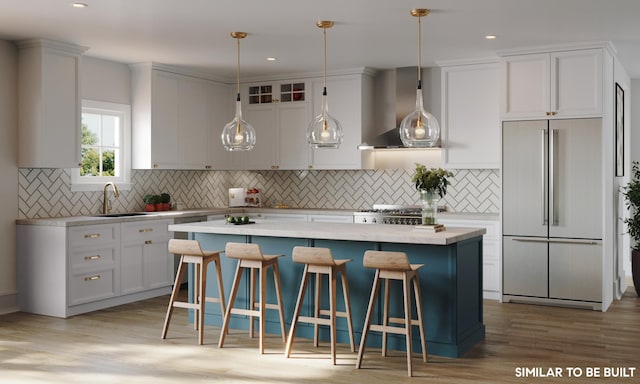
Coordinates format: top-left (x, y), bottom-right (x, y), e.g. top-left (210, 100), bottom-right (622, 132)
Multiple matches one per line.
top-left (483, 291), bottom-right (501, 301)
top-left (0, 291), bottom-right (18, 315)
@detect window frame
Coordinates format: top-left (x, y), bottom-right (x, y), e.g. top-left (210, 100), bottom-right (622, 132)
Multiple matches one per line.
top-left (71, 100), bottom-right (132, 192)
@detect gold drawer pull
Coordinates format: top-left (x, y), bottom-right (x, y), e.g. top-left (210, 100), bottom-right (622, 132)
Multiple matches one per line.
top-left (84, 275), bottom-right (101, 281)
top-left (84, 233), bottom-right (101, 239)
top-left (84, 255), bottom-right (101, 261)
top-left (145, 240), bottom-right (153, 245)
top-left (139, 228), bottom-right (153, 233)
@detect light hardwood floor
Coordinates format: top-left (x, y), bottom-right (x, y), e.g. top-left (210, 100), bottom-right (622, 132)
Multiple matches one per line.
top-left (1, 288), bottom-right (639, 384)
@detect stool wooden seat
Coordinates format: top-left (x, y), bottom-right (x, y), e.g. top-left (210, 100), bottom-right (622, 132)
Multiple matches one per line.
top-left (218, 242), bottom-right (286, 354)
top-left (162, 239), bottom-right (226, 345)
top-left (285, 246), bottom-right (355, 364)
top-left (356, 250), bottom-right (427, 377)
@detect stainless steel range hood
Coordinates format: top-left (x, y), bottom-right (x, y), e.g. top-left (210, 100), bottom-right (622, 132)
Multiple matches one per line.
top-left (359, 66), bottom-right (440, 149)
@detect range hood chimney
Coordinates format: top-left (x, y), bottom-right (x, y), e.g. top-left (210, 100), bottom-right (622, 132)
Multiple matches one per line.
top-left (359, 66), bottom-right (440, 149)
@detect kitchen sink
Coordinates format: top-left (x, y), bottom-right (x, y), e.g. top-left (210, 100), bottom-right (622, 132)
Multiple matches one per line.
top-left (91, 212), bottom-right (150, 218)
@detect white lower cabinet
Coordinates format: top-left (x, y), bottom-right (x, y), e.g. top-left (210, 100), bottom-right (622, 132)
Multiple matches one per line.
top-left (120, 219), bottom-right (173, 295)
top-left (17, 219), bottom-right (173, 318)
top-left (67, 224), bottom-right (120, 307)
top-left (439, 218), bottom-right (501, 299)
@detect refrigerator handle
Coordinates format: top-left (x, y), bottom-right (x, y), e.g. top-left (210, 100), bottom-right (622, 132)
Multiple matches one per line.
top-left (550, 128), bottom-right (558, 226)
top-left (541, 129), bottom-right (548, 226)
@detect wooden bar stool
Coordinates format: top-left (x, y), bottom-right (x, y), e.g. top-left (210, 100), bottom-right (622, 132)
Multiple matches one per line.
top-left (285, 246), bottom-right (355, 364)
top-left (162, 239), bottom-right (226, 345)
top-left (356, 250), bottom-right (427, 377)
top-left (218, 242), bottom-right (286, 354)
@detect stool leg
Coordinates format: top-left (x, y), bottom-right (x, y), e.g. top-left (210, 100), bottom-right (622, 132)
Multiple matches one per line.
top-left (403, 273), bottom-right (413, 377)
top-left (249, 267), bottom-right (257, 338)
top-left (313, 272), bottom-right (321, 347)
top-left (219, 262), bottom-right (243, 348)
top-left (194, 262), bottom-right (200, 331)
top-left (272, 261), bottom-right (287, 342)
top-left (339, 266), bottom-right (355, 352)
top-left (214, 256), bottom-right (226, 317)
top-left (198, 259), bottom-right (207, 345)
top-left (356, 269), bottom-right (381, 369)
top-left (413, 273), bottom-right (427, 362)
top-left (286, 266), bottom-right (310, 358)
top-left (381, 277), bottom-right (390, 357)
top-left (259, 265), bottom-right (267, 354)
top-left (329, 268), bottom-right (337, 365)
top-left (162, 255), bottom-right (186, 339)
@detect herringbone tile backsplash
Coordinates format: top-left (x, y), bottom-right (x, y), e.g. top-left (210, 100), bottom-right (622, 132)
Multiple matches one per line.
top-left (18, 168), bottom-right (500, 219)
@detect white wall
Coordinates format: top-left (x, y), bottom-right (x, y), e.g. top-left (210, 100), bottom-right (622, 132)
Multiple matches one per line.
top-left (628, 79), bottom-right (640, 281)
top-left (0, 40), bottom-right (18, 314)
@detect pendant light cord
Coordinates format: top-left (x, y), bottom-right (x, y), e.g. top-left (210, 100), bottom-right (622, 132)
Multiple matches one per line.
top-left (417, 14), bottom-right (422, 86)
top-left (323, 25), bottom-right (327, 90)
top-left (236, 36), bottom-right (241, 98)
top-left (235, 35), bottom-right (242, 134)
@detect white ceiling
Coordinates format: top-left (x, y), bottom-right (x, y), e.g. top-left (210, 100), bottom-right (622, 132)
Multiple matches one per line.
top-left (1, 0), bottom-right (640, 80)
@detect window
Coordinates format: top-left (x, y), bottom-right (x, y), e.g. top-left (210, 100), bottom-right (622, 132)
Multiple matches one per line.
top-left (71, 100), bottom-right (131, 191)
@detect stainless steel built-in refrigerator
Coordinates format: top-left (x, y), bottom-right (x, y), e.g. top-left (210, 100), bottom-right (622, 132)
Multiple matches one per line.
top-left (502, 118), bottom-right (603, 308)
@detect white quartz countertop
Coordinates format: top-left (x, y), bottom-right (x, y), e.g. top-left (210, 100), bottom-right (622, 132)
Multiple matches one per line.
top-left (168, 220), bottom-right (486, 246)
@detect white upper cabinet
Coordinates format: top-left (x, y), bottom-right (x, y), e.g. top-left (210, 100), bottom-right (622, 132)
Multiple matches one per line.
top-left (18, 39), bottom-right (87, 168)
top-left (241, 70), bottom-right (374, 171)
top-left (440, 61), bottom-right (500, 169)
top-left (208, 81), bottom-right (236, 170)
top-left (501, 48), bottom-right (604, 119)
top-left (310, 72), bottom-right (375, 170)
top-left (131, 63), bottom-right (232, 170)
top-left (244, 80), bottom-right (311, 170)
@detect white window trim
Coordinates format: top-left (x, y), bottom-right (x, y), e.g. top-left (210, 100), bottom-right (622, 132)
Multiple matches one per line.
top-left (71, 100), bottom-right (132, 192)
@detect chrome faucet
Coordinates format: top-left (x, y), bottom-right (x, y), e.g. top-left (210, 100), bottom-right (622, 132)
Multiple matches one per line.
top-left (102, 182), bottom-right (120, 214)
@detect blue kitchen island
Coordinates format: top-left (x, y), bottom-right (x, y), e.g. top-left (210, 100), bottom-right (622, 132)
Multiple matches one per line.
top-left (168, 220), bottom-right (486, 358)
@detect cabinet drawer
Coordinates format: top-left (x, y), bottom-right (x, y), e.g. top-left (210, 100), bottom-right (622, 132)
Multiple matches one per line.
top-left (69, 247), bottom-right (116, 271)
top-left (121, 219), bottom-right (171, 242)
top-left (69, 268), bottom-right (117, 306)
top-left (68, 224), bottom-right (119, 248)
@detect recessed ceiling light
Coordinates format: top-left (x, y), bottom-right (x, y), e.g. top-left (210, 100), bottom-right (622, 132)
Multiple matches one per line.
top-left (485, 35), bottom-right (497, 40)
top-left (266, 57), bottom-right (277, 62)
top-left (71, 3), bottom-right (88, 8)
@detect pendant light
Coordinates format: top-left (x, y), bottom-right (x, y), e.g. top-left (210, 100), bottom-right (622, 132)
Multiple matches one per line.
top-left (399, 9), bottom-right (440, 148)
top-left (308, 20), bottom-right (343, 149)
top-left (222, 32), bottom-right (256, 151)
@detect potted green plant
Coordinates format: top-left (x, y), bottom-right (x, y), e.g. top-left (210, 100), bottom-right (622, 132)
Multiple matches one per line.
top-left (412, 164), bottom-right (453, 225)
top-left (143, 194), bottom-right (157, 212)
top-left (622, 161), bottom-right (640, 296)
top-left (160, 193), bottom-right (171, 211)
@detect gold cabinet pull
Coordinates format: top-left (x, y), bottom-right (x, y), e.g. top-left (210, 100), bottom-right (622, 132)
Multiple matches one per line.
top-left (84, 233), bottom-right (101, 239)
top-left (145, 240), bottom-right (153, 245)
top-left (84, 255), bottom-right (101, 261)
top-left (139, 228), bottom-right (153, 233)
top-left (84, 275), bottom-right (101, 281)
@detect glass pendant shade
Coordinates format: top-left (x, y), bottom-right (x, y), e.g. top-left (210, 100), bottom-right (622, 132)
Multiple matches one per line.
top-left (399, 83), bottom-right (440, 147)
top-left (221, 97), bottom-right (256, 151)
top-left (400, 9), bottom-right (440, 148)
top-left (222, 31), bottom-right (255, 151)
top-left (308, 20), bottom-right (342, 149)
top-left (308, 88), bottom-right (343, 148)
